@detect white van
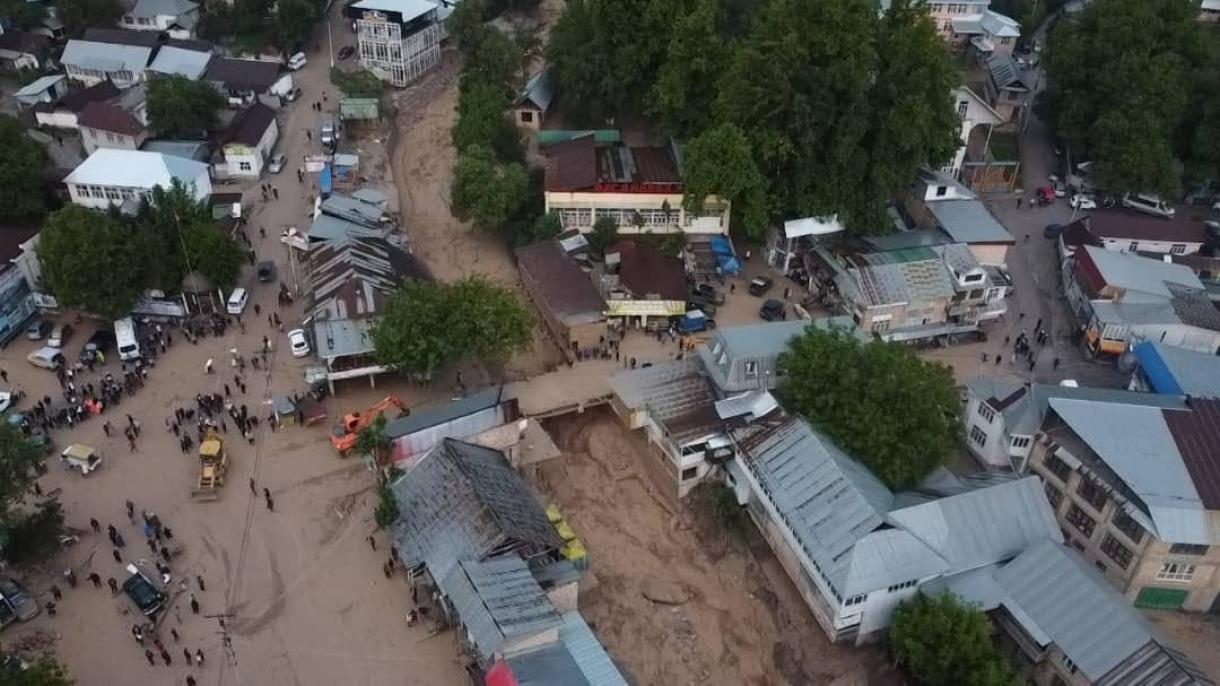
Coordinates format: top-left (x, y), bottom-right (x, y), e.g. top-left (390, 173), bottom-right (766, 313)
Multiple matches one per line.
top-left (287, 52), bottom-right (307, 71)
top-left (226, 288), bottom-right (249, 315)
top-left (114, 317), bottom-right (140, 361)
top-left (1121, 192), bottom-right (1175, 219)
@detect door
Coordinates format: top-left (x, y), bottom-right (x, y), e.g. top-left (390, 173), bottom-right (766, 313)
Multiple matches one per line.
top-left (1135, 587), bottom-right (1188, 610)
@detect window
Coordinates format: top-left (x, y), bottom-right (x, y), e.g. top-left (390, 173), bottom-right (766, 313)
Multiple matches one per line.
top-left (1000, 37), bottom-right (1012, 45)
top-left (957, 101), bottom-right (969, 118)
top-left (845, 594), bottom-right (866, 606)
top-left (976, 403), bottom-right (996, 423)
top-left (104, 187), bottom-right (121, 201)
top-left (1076, 478), bottom-right (1108, 512)
top-left (239, 161), bottom-right (252, 172)
top-left (519, 111), bottom-right (533, 123)
top-left (935, 185), bottom-right (948, 197)
top-left (1063, 656), bottom-right (1078, 675)
top-left (680, 467), bottom-right (697, 481)
top-left (1100, 534), bottom-right (1133, 569)
top-left (969, 424), bottom-right (987, 448)
top-left (1128, 241), bottom-right (1139, 252)
top-left (1066, 504), bottom-right (1096, 538)
top-left (1095, 561), bottom-right (1107, 574)
top-left (1011, 436), bottom-right (1031, 450)
top-left (1043, 454), bottom-right (1072, 482)
top-left (106, 132), bottom-right (118, 143)
top-left (1156, 562), bottom-right (1196, 582)
top-left (1169, 544), bottom-right (1209, 556)
top-left (1170, 244), bottom-right (1186, 255)
top-left (871, 319), bottom-right (889, 333)
top-left (887, 579), bottom-right (918, 592)
top-left (1112, 511), bottom-right (1145, 544)
top-left (1044, 482), bottom-right (1063, 509)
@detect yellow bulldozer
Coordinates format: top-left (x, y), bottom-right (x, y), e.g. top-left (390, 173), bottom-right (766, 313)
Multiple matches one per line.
top-left (191, 428), bottom-right (228, 501)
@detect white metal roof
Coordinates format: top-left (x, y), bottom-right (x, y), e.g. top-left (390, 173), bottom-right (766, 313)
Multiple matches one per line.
top-left (148, 46), bottom-right (211, 79)
top-left (783, 215), bottom-right (845, 239)
top-left (61, 40), bottom-right (152, 73)
top-left (350, 0), bottom-right (437, 21)
top-left (64, 148), bottom-right (208, 190)
top-left (15, 74), bottom-right (65, 97)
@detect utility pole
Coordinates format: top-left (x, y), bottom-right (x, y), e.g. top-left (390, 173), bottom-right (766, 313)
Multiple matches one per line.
top-left (204, 612), bottom-right (239, 667)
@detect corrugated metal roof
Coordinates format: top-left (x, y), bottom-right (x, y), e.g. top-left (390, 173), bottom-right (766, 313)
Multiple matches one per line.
top-left (557, 611), bottom-right (628, 686)
top-left (1097, 640), bottom-right (1216, 686)
top-left (61, 39), bottom-right (152, 73)
top-left (1082, 245), bottom-right (1204, 297)
top-left (925, 198), bottom-right (1014, 244)
top-left (351, 0), bottom-right (436, 20)
top-left (441, 556), bottom-right (562, 661)
top-left (15, 75), bottom-right (64, 98)
top-left (390, 439), bottom-right (562, 581)
top-left (994, 541), bottom-right (1167, 682)
top-left (503, 643), bottom-right (590, 685)
top-left (986, 54), bottom-right (1027, 91)
top-left (384, 387), bottom-right (505, 439)
top-left (964, 378), bottom-right (1186, 436)
top-left (514, 68), bottom-right (555, 113)
top-left (308, 214), bottom-right (383, 242)
top-left (64, 149), bottom-right (206, 189)
top-left (148, 45), bottom-right (211, 79)
top-left (322, 193), bottom-right (387, 227)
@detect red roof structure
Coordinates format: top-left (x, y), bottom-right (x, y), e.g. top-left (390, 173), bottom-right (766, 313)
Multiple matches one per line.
top-left (77, 101), bottom-right (145, 136)
top-left (1165, 398), bottom-right (1220, 509)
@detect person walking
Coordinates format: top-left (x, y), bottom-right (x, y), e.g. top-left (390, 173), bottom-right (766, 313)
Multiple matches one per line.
top-left (107, 577), bottom-right (118, 594)
top-left (205, 359), bottom-right (214, 374)
top-left (145, 649), bottom-right (156, 666)
top-left (368, 535), bottom-right (376, 551)
top-left (126, 500), bottom-right (135, 520)
top-left (113, 548), bottom-right (122, 563)
top-left (183, 648), bottom-right (192, 664)
top-left (190, 594), bottom-right (200, 614)
top-left (265, 492), bottom-right (275, 512)
top-left (90, 518), bottom-right (100, 533)
top-left (187, 676), bottom-right (197, 686)
top-left (170, 628), bottom-right (179, 642)
top-left (196, 575), bottom-right (206, 592)
top-left (195, 648), bottom-right (205, 666)
top-left (160, 649), bottom-right (172, 665)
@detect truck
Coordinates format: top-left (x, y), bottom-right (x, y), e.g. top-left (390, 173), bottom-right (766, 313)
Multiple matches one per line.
top-left (677, 310), bottom-right (716, 335)
top-left (191, 429), bottom-right (228, 500)
top-left (330, 396), bottom-right (407, 455)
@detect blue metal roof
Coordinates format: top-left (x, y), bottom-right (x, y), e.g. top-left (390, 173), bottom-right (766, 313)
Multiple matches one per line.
top-left (1133, 341), bottom-right (1185, 395)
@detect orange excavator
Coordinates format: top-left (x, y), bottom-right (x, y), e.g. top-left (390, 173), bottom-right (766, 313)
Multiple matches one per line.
top-left (330, 396), bottom-right (408, 455)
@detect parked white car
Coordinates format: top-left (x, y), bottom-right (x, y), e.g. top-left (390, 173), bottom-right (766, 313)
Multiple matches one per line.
top-left (287, 329), bottom-right (310, 358)
top-left (1070, 194), bottom-right (1097, 210)
top-left (268, 153), bottom-right (286, 174)
top-left (1122, 192), bottom-right (1175, 219)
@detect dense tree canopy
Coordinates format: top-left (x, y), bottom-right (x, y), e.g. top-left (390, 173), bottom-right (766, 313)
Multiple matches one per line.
top-left (137, 182), bottom-right (245, 291)
top-left (778, 328), bottom-right (959, 489)
top-left (0, 0), bottom-right (47, 30)
top-left (56, 0), bottom-right (123, 37)
top-left (0, 115), bottom-right (48, 220)
top-left (2, 654), bottom-right (74, 686)
top-left (147, 76), bottom-right (224, 137)
top-left (1042, 0), bottom-right (1205, 194)
top-left (546, 0), bottom-right (959, 233)
top-left (0, 422), bottom-right (48, 523)
top-left (274, 0), bottom-right (323, 52)
top-left (371, 276), bottom-right (532, 377)
top-left (452, 144), bottom-right (529, 232)
top-left (890, 592), bottom-right (1021, 686)
top-left (38, 206), bottom-right (143, 319)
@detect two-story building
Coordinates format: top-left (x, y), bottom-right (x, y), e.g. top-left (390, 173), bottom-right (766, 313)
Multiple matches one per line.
top-left (219, 102), bottom-right (278, 177)
top-left (728, 413), bottom-right (1061, 644)
top-left (64, 148), bottom-right (211, 211)
top-left (903, 167), bottom-right (1015, 266)
top-left (984, 53), bottom-right (1032, 121)
top-left (946, 85), bottom-right (1004, 178)
top-left (120, 0), bottom-right (200, 38)
top-left (808, 239), bottom-right (1008, 342)
top-left (77, 84), bottom-right (149, 154)
top-left (515, 239), bottom-right (607, 361)
top-left (962, 378), bottom-right (1185, 472)
top-left (1064, 245), bottom-right (1220, 356)
top-left (1028, 394), bottom-right (1220, 613)
top-left (543, 134), bottom-right (731, 236)
top-left (346, 0), bottom-right (442, 88)
top-left (901, 0), bottom-right (1020, 56)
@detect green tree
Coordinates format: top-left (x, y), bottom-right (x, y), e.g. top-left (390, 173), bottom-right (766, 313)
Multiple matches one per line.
top-left (0, 115), bottom-right (47, 220)
top-left (452, 77), bottom-right (518, 158)
top-left (372, 276), bottom-right (532, 377)
top-left (2, 654), bottom-right (74, 685)
top-left (680, 123), bottom-right (768, 239)
top-left (38, 206), bottom-right (143, 318)
top-left (890, 592), bottom-right (1021, 686)
top-left (1042, 0), bottom-right (1200, 195)
top-left (587, 216), bottom-right (618, 256)
top-left (354, 414), bottom-right (393, 472)
top-left (717, 0), bottom-right (957, 230)
top-left (185, 226), bottom-right (245, 291)
top-left (0, 0), bottom-right (48, 30)
top-left (547, 0), bottom-right (691, 116)
top-left (778, 328), bottom-right (959, 489)
top-left (147, 76), bottom-right (224, 137)
top-left (651, 0), bottom-right (729, 136)
top-left (56, 0), bottom-right (123, 37)
top-left (452, 145), bottom-right (529, 232)
top-left (374, 484), bottom-right (399, 528)
top-left (274, 0), bottom-right (322, 52)
top-left (0, 422), bottom-right (47, 522)
top-left (517, 212), bottom-right (563, 246)
top-left (136, 182), bottom-right (242, 291)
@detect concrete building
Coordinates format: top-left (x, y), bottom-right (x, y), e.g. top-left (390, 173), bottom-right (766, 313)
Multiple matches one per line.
top-left (382, 388), bottom-right (519, 465)
top-left (946, 85), bottom-right (1004, 178)
top-left (203, 57), bottom-right (293, 108)
top-left (1128, 340), bottom-right (1220, 399)
top-left (147, 45), bottom-right (212, 80)
top-left (14, 75), bottom-right (67, 108)
top-left (808, 240), bottom-right (1008, 342)
top-left (899, 0), bottom-right (1020, 56)
top-left (0, 31), bottom-right (50, 71)
top-left (903, 167), bottom-right (1015, 266)
top-left (984, 53), bottom-right (1031, 121)
top-left (77, 85), bottom-right (149, 155)
top-left (347, 0), bottom-right (441, 88)
top-left (543, 135), bottom-right (730, 236)
top-left (61, 40), bottom-right (152, 88)
top-left (219, 102), bottom-right (278, 177)
top-left (1064, 245), bottom-right (1220, 356)
top-left (120, 0), bottom-right (199, 38)
top-left (932, 540), bottom-right (1214, 686)
top-left (1029, 394), bottom-right (1220, 612)
top-left (64, 148), bottom-right (210, 211)
top-left (515, 240), bottom-right (607, 362)
top-left (32, 80), bottom-right (121, 130)
top-left (962, 378), bottom-right (1185, 472)
top-left (0, 227), bottom-right (43, 346)
top-left (727, 413), bottom-right (1061, 644)
top-left (597, 240), bottom-right (687, 327)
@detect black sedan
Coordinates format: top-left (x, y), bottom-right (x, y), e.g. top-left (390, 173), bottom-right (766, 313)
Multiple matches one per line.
top-left (760, 299), bottom-right (785, 321)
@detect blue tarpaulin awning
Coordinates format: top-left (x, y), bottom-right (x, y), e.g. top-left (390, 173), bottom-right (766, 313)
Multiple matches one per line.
top-left (1132, 341), bottom-right (1183, 395)
top-left (319, 164), bottom-right (333, 197)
